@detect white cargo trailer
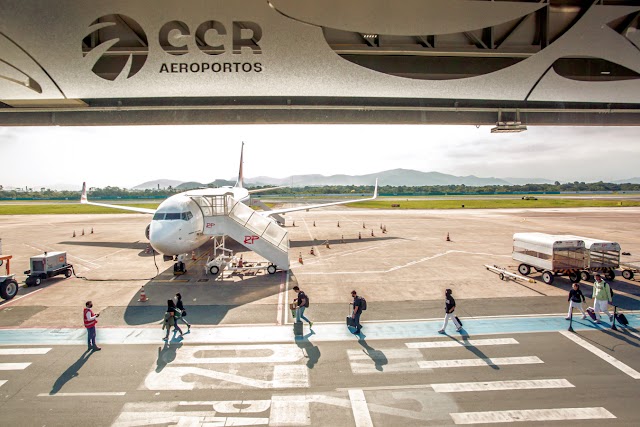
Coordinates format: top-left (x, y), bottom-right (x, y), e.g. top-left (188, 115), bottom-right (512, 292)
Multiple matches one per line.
top-left (512, 233), bottom-right (587, 285)
top-left (554, 235), bottom-right (619, 282)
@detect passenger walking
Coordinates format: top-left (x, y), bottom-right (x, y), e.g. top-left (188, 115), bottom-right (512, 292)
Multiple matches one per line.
top-left (351, 290), bottom-right (365, 334)
top-left (163, 299), bottom-right (183, 341)
top-left (592, 274), bottom-right (613, 324)
top-left (566, 283), bottom-right (587, 320)
top-left (292, 286), bottom-right (313, 328)
top-left (83, 300), bottom-right (101, 351)
top-left (174, 293), bottom-right (191, 330)
top-left (438, 289), bottom-right (462, 334)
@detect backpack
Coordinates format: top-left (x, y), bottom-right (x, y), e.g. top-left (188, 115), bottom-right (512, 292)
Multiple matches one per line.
top-left (359, 296), bottom-right (367, 311)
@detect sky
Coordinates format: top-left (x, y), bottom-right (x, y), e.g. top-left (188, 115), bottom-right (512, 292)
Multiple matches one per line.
top-left (0, 124), bottom-right (638, 189)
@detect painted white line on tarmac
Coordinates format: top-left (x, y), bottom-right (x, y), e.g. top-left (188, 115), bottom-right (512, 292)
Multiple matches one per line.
top-left (407, 338), bottom-right (518, 348)
top-left (0, 380), bottom-right (6, 388)
top-left (348, 389), bottom-right (374, 427)
top-left (450, 407), bottom-right (615, 424)
top-left (0, 288), bottom-right (46, 310)
top-left (38, 392), bottom-right (126, 397)
top-left (432, 379), bottom-right (573, 393)
top-left (0, 348), bottom-right (51, 355)
top-left (418, 356), bottom-right (543, 369)
top-left (0, 362), bottom-right (31, 370)
top-left (559, 331), bottom-right (640, 379)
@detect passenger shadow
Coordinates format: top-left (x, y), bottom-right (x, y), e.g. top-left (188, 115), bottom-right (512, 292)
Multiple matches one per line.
top-left (156, 340), bottom-right (184, 373)
top-left (295, 331), bottom-right (321, 369)
top-left (455, 332), bottom-right (499, 370)
top-left (357, 334), bottom-right (388, 372)
top-left (49, 348), bottom-right (95, 395)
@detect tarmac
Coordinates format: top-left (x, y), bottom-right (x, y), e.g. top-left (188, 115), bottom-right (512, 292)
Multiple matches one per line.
top-left (1, 207), bottom-right (639, 426)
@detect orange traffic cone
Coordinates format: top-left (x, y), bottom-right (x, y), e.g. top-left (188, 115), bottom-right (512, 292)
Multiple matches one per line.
top-left (138, 286), bottom-right (149, 302)
top-left (446, 232), bottom-right (451, 242)
top-left (313, 221), bottom-right (316, 227)
top-left (191, 251), bottom-right (197, 260)
top-left (358, 232), bottom-right (362, 240)
top-left (310, 247), bottom-right (315, 256)
top-left (91, 227), bottom-right (94, 234)
top-left (82, 228), bottom-right (85, 236)
top-left (371, 230), bottom-right (374, 237)
top-left (298, 252), bottom-right (304, 264)
top-left (72, 230), bottom-right (76, 238)
top-left (363, 222), bottom-right (366, 229)
top-left (325, 240), bottom-right (330, 249)
top-left (337, 221), bottom-right (340, 228)
top-left (341, 235), bottom-right (345, 243)
top-left (293, 220), bottom-right (296, 227)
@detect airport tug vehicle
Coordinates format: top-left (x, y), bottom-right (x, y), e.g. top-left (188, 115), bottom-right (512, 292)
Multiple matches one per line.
top-left (24, 251), bottom-right (74, 286)
top-left (512, 233), bottom-right (587, 285)
top-left (0, 255), bottom-right (19, 300)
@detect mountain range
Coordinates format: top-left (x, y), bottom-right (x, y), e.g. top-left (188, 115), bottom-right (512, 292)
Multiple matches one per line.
top-left (132, 168), bottom-right (560, 190)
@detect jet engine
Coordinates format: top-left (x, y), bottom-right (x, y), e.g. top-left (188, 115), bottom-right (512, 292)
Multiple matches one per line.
top-left (145, 224), bottom-right (151, 240)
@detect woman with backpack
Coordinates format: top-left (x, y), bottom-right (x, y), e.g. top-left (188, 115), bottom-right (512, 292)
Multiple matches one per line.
top-left (174, 293), bottom-right (191, 331)
top-left (163, 299), bottom-right (183, 341)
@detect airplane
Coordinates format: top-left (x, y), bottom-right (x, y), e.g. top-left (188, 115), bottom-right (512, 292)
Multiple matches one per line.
top-left (80, 143), bottom-right (378, 272)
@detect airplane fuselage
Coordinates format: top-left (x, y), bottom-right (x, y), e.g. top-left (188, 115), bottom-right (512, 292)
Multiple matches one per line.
top-left (149, 186), bottom-right (249, 256)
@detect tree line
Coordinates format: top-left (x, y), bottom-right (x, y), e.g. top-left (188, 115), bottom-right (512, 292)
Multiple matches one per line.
top-left (1, 181), bottom-right (639, 200)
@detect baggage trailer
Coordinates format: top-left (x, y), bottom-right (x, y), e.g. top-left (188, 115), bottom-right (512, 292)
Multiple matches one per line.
top-left (620, 261), bottom-right (640, 281)
top-left (554, 235), bottom-right (620, 282)
top-left (23, 251), bottom-right (73, 286)
top-left (513, 233), bottom-right (587, 285)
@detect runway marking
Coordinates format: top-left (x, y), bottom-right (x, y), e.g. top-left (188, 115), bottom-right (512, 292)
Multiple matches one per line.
top-left (348, 389), bottom-right (374, 427)
top-left (559, 331), bottom-right (640, 379)
top-left (0, 363), bottom-right (31, 370)
top-left (348, 348), bottom-right (424, 374)
top-left (0, 348), bottom-right (51, 355)
top-left (297, 249), bottom-right (509, 275)
top-left (0, 288), bottom-right (46, 310)
top-left (302, 239), bottom-right (408, 267)
top-left (39, 392), bottom-right (126, 397)
top-left (450, 407), bottom-right (615, 424)
top-left (432, 379), bottom-right (573, 393)
top-left (276, 271), bottom-right (286, 325)
top-left (172, 344), bottom-right (305, 365)
top-left (406, 338), bottom-right (518, 348)
top-left (0, 380), bottom-right (6, 388)
top-left (418, 356), bottom-right (544, 369)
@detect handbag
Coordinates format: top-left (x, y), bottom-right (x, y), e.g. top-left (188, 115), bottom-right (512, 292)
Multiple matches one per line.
top-left (181, 309), bottom-right (187, 317)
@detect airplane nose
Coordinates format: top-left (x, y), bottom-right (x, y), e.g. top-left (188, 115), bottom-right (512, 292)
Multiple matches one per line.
top-left (150, 221), bottom-right (184, 255)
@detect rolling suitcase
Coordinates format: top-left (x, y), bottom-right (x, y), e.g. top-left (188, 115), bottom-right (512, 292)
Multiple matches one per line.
top-left (455, 316), bottom-right (463, 327)
top-left (615, 313), bottom-right (629, 325)
top-left (293, 321), bottom-right (304, 336)
top-left (586, 307), bottom-right (597, 321)
top-left (346, 303), bottom-right (356, 328)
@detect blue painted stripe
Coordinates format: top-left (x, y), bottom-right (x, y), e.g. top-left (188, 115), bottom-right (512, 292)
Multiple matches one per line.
top-left (0, 314), bottom-right (637, 346)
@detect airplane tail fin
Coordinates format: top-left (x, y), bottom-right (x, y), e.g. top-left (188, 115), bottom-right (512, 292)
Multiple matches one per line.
top-left (236, 142), bottom-right (244, 188)
top-left (80, 182), bottom-right (88, 203)
top-left (373, 178), bottom-right (378, 199)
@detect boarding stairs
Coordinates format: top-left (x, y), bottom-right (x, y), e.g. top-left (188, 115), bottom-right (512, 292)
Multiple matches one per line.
top-left (190, 194), bottom-right (290, 270)
top-left (251, 199), bottom-right (285, 225)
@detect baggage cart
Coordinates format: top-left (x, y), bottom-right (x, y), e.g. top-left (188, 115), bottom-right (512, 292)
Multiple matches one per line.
top-left (512, 233), bottom-right (587, 285)
top-left (554, 235), bottom-right (619, 282)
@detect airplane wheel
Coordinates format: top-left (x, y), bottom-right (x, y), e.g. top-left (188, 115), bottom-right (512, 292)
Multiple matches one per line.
top-left (622, 270), bottom-right (634, 280)
top-left (267, 265), bottom-right (277, 275)
top-left (518, 264), bottom-right (530, 276)
top-left (0, 280), bottom-right (18, 300)
top-left (580, 271), bottom-right (590, 282)
top-left (209, 265), bottom-right (220, 275)
top-left (542, 271), bottom-right (554, 285)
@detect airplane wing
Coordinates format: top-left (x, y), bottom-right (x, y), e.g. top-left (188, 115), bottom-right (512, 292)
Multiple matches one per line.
top-left (80, 182), bottom-right (156, 214)
top-left (259, 179), bottom-right (378, 217)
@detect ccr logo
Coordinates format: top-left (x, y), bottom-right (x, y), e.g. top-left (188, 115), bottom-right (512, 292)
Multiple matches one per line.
top-left (83, 15), bottom-right (149, 81)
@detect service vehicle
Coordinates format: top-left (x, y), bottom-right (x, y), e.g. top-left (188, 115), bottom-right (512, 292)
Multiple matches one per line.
top-left (0, 255), bottom-right (19, 300)
top-left (513, 233), bottom-right (587, 285)
top-left (24, 251), bottom-right (73, 286)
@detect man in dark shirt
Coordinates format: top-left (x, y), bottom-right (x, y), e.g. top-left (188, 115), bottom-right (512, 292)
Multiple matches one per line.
top-left (293, 286), bottom-right (313, 328)
top-left (438, 289), bottom-right (462, 334)
top-left (351, 290), bottom-right (363, 334)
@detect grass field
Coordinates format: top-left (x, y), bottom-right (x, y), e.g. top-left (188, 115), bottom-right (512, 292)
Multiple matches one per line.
top-left (347, 199), bottom-right (640, 210)
top-left (0, 203), bottom-right (161, 215)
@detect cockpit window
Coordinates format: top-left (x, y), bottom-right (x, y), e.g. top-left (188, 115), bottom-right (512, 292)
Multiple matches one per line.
top-left (153, 213), bottom-right (165, 220)
top-left (182, 211), bottom-right (193, 221)
top-left (165, 212), bottom-right (181, 220)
